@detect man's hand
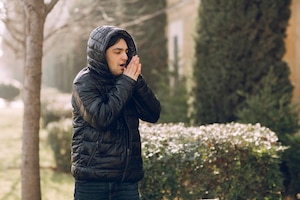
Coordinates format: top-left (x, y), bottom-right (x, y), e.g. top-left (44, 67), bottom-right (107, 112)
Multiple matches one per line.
top-left (123, 55), bottom-right (141, 81)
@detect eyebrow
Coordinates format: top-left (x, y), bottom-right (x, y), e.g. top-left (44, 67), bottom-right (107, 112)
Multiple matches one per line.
top-left (112, 47), bottom-right (128, 51)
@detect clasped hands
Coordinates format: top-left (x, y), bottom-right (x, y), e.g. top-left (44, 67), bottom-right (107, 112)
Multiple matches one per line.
top-left (123, 55), bottom-right (141, 81)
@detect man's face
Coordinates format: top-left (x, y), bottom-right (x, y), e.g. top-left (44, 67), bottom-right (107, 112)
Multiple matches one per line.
top-left (105, 38), bottom-right (129, 76)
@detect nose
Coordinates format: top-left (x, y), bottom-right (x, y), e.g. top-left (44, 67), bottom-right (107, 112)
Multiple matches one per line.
top-left (121, 52), bottom-right (128, 61)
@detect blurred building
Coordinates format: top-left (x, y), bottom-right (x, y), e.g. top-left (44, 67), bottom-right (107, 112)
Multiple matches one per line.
top-left (166, 0), bottom-right (199, 89)
top-left (285, 0), bottom-right (300, 103)
top-left (166, 0), bottom-right (300, 104)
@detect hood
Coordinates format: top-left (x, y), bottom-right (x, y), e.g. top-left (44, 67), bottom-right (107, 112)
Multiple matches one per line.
top-left (87, 25), bottom-right (137, 77)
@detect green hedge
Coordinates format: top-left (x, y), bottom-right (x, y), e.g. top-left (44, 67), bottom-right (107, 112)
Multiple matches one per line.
top-left (0, 81), bottom-right (21, 102)
top-left (281, 134), bottom-right (300, 197)
top-left (46, 121), bottom-right (285, 199)
top-left (139, 122), bottom-right (285, 200)
top-left (41, 88), bottom-right (72, 128)
top-left (47, 118), bottom-right (72, 172)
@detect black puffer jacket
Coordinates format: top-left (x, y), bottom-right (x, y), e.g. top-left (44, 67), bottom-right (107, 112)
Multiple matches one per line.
top-left (71, 26), bottom-right (161, 182)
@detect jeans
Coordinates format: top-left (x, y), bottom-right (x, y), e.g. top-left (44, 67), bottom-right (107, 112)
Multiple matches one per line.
top-left (74, 180), bottom-right (140, 200)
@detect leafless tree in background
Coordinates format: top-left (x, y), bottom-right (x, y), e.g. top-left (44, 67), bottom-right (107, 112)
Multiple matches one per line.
top-left (0, 0), bottom-right (25, 58)
top-left (22, 1), bottom-right (59, 199)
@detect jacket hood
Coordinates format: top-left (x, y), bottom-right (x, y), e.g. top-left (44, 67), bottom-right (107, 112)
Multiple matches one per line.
top-left (87, 25), bottom-right (137, 77)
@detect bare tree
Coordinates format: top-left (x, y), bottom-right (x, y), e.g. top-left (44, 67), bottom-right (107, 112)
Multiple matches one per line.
top-left (0, 0), bottom-right (25, 58)
top-left (21, 0), bottom-right (59, 199)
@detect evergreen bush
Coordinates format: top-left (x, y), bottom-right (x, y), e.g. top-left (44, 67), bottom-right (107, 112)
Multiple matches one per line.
top-left (193, 1), bottom-right (298, 196)
top-left (192, 0), bottom-right (293, 125)
top-left (139, 122), bottom-right (285, 199)
top-left (46, 120), bottom-right (285, 199)
top-left (0, 81), bottom-right (21, 102)
top-left (41, 88), bottom-right (72, 128)
top-left (236, 68), bottom-right (299, 142)
top-left (236, 68), bottom-right (300, 197)
top-left (46, 118), bottom-right (73, 172)
top-left (157, 73), bottom-right (189, 123)
top-left (281, 134), bottom-right (300, 198)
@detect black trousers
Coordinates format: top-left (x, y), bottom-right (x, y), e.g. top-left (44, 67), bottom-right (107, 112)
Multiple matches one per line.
top-left (74, 180), bottom-right (140, 200)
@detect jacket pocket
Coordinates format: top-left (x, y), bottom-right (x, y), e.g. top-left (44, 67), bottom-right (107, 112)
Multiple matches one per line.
top-left (86, 131), bottom-right (103, 167)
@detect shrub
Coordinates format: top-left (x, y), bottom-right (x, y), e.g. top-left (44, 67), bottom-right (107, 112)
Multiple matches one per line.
top-left (41, 88), bottom-right (72, 128)
top-left (47, 118), bottom-right (73, 172)
top-left (192, 0), bottom-right (293, 124)
top-left (236, 68), bottom-right (299, 143)
top-left (281, 134), bottom-right (300, 197)
top-left (139, 122), bottom-right (285, 200)
top-left (46, 120), bottom-right (285, 199)
top-left (236, 68), bottom-right (300, 197)
top-left (0, 80), bottom-right (21, 102)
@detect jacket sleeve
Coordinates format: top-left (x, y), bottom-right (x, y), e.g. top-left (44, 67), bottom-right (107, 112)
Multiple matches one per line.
top-left (132, 75), bottom-right (161, 123)
top-left (73, 74), bottom-right (136, 130)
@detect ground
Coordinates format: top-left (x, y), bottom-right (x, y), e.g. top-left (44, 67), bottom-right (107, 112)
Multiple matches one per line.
top-left (0, 101), bottom-right (73, 200)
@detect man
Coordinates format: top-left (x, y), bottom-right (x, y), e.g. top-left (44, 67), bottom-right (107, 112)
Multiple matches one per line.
top-left (71, 25), bottom-right (161, 200)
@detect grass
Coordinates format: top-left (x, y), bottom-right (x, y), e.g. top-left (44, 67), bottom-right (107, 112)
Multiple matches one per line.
top-left (0, 106), bottom-right (74, 200)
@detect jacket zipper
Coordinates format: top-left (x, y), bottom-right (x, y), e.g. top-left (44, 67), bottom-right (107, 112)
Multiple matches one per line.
top-left (121, 113), bottom-right (131, 182)
top-left (121, 148), bottom-right (130, 182)
top-left (87, 141), bottom-right (99, 167)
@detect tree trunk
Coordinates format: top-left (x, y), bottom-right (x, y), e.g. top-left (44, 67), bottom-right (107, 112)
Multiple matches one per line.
top-left (21, 0), bottom-right (45, 199)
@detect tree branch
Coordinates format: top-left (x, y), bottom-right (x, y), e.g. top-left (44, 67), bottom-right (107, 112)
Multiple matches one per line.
top-left (45, 0), bottom-right (60, 14)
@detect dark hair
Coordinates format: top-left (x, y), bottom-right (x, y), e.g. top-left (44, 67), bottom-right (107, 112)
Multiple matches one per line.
top-left (106, 34), bottom-right (130, 51)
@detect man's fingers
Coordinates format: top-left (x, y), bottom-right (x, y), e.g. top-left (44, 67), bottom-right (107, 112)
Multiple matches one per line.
top-left (124, 55), bottom-right (141, 81)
